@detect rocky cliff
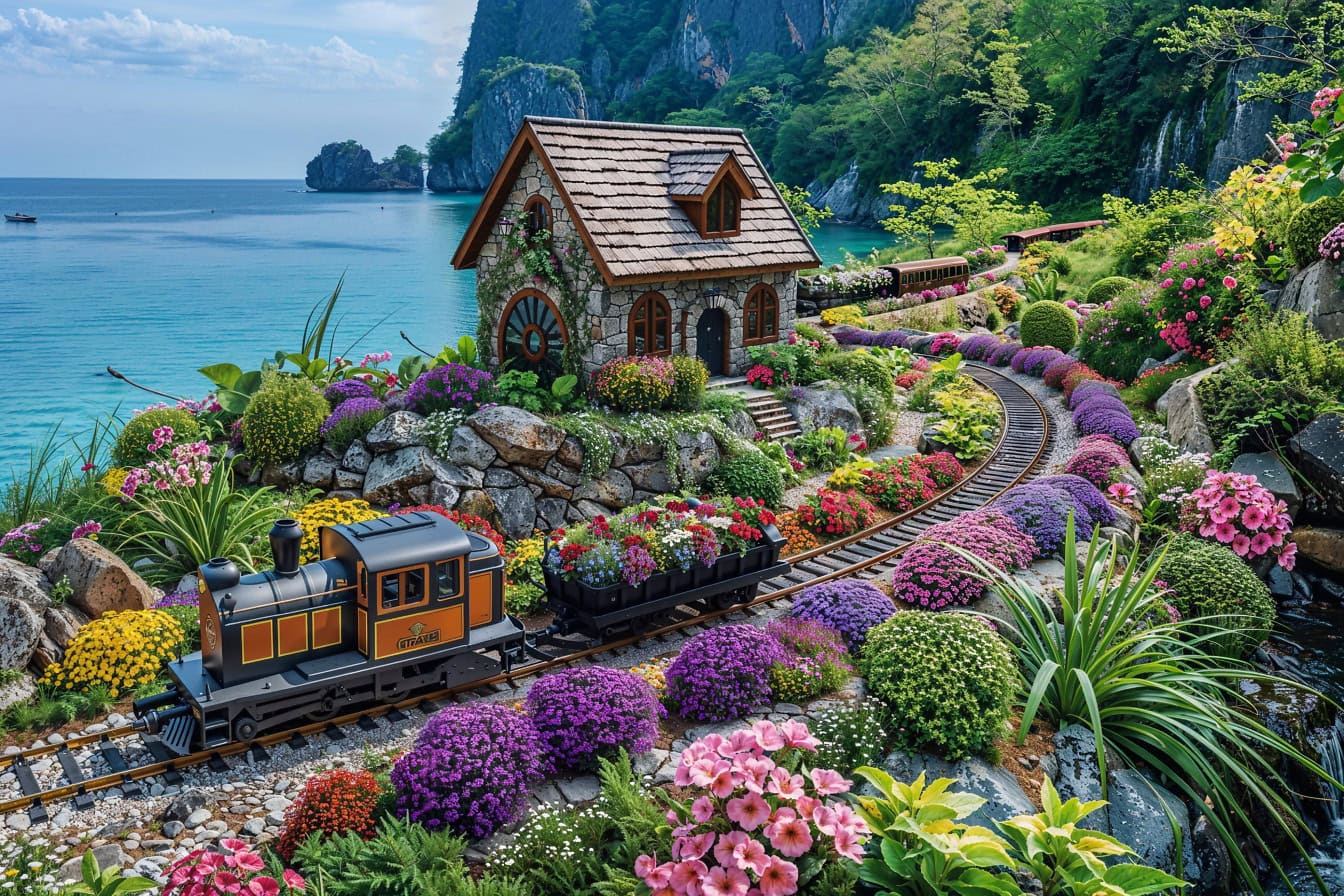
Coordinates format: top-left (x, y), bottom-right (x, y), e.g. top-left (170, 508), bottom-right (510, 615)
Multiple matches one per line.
top-left (305, 142), bottom-right (425, 192)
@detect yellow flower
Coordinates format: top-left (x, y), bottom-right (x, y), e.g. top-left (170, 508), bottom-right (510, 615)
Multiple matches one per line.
top-left (292, 497), bottom-right (382, 562)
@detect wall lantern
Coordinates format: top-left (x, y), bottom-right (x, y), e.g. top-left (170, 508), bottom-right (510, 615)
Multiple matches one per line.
top-left (495, 217), bottom-right (515, 238)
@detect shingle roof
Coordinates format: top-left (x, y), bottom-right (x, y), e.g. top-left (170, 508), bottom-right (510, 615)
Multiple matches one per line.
top-left (452, 117), bottom-right (822, 286)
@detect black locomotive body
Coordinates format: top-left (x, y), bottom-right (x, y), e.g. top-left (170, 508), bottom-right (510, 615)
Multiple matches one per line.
top-left (134, 512), bottom-right (525, 754)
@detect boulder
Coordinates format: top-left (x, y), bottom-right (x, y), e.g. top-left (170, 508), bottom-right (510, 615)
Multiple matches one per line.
top-left (58, 845), bottom-right (129, 883)
top-left (43, 604), bottom-right (89, 650)
top-left (484, 486), bottom-right (537, 539)
top-left (334, 469), bottom-right (366, 490)
top-left (555, 436), bottom-right (585, 470)
top-left (1189, 815), bottom-right (1232, 896)
top-left (514, 465), bottom-right (575, 499)
top-left (877, 750), bottom-right (1034, 831)
top-left (0, 671), bottom-right (36, 712)
top-left (544, 459), bottom-right (583, 487)
top-left (48, 538), bottom-right (155, 617)
top-left (676, 430), bottom-right (721, 485)
top-left (0, 556), bottom-right (51, 609)
top-left (0, 596), bottom-right (41, 670)
top-left (163, 789), bottom-right (210, 822)
top-left (574, 468), bottom-right (634, 508)
top-left (1230, 452), bottom-right (1302, 518)
top-left (1276, 259), bottom-right (1344, 341)
top-left (428, 480), bottom-right (461, 509)
top-left (1160, 362), bottom-right (1228, 454)
top-left (302, 455), bottom-right (337, 489)
top-left (1106, 769), bottom-right (1195, 876)
top-left (1289, 413), bottom-right (1344, 517)
top-left (1052, 723), bottom-right (1107, 807)
top-left (445, 425), bottom-right (498, 470)
top-left (783, 387), bottom-right (863, 436)
top-left (364, 411), bottom-right (426, 453)
top-left (261, 461), bottom-right (303, 489)
top-left (341, 440), bottom-right (372, 474)
top-left (1292, 527), bottom-right (1344, 575)
top-left (536, 498), bottom-right (570, 530)
top-left (725, 409), bottom-right (757, 440)
top-left (467, 406), bottom-right (565, 466)
top-left (624, 460), bottom-right (675, 494)
top-left (362, 446), bottom-right (442, 505)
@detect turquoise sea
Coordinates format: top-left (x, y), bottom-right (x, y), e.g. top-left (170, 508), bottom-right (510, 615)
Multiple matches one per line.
top-left (0, 178), bottom-right (887, 479)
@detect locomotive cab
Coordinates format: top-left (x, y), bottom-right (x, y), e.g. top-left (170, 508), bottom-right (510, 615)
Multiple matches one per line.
top-left (135, 512), bottom-right (523, 754)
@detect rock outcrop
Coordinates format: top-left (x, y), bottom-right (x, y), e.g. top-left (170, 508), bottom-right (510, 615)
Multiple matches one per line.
top-left (1276, 259), bottom-right (1344, 341)
top-left (1159, 362), bottom-right (1228, 454)
top-left (305, 142), bottom-right (423, 192)
top-left (47, 538), bottom-right (156, 618)
top-left (1289, 412), bottom-right (1344, 517)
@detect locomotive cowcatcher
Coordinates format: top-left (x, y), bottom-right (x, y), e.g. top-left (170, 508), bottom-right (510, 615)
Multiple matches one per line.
top-left (133, 512), bottom-right (525, 755)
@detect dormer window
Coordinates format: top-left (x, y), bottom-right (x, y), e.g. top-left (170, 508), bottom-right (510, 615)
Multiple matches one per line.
top-left (705, 182), bottom-right (740, 237)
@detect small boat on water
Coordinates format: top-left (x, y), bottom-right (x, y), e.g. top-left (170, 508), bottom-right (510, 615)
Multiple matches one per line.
top-left (4, 213), bottom-right (36, 223)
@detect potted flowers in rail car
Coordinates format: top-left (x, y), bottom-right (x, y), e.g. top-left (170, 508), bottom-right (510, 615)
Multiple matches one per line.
top-left (543, 498), bottom-right (783, 613)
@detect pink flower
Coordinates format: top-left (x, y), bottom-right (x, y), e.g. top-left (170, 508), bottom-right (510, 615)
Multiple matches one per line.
top-left (702, 865), bottom-right (751, 896)
top-left (833, 826), bottom-right (866, 862)
top-left (1217, 497), bottom-right (1242, 520)
top-left (766, 767), bottom-right (806, 800)
top-left (1214, 522), bottom-right (1238, 543)
top-left (1182, 277), bottom-right (1196, 290)
top-left (675, 831), bottom-right (717, 862)
top-left (1241, 504), bottom-right (1267, 530)
top-left (794, 795), bottom-right (820, 820)
top-left (1279, 542), bottom-right (1298, 570)
top-left (752, 720), bottom-right (785, 751)
top-left (764, 814), bottom-right (814, 857)
top-left (808, 768), bottom-right (850, 796)
top-left (732, 836), bottom-right (770, 875)
top-left (1232, 533), bottom-right (1251, 557)
top-left (714, 831), bottom-right (750, 868)
top-left (635, 855), bottom-right (659, 879)
top-left (1106, 482), bottom-right (1137, 506)
top-left (757, 857), bottom-right (799, 896)
top-left (1199, 295), bottom-right (1212, 309)
top-left (709, 765), bottom-right (736, 799)
top-left (777, 720), bottom-right (819, 750)
top-left (691, 795), bottom-right (715, 823)
top-left (671, 860), bottom-right (709, 893)
top-left (1250, 532), bottom-right (1273, 556)
top-left (247, 879), bottom-right (280, 896)
top-left (234, 851), bottom-right (266, 873)
top-left (726, 792), bottom-right (772, 831)
top-left (1223, 275), bottom-right (1238, 289)
top-left (213, 872), bottom-right (243, 895)
top-left (282, 870), bottom-right (305, 891)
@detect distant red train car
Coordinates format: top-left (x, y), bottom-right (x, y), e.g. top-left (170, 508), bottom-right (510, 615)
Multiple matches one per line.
top-left (1002, 220), bottom-right (1106, 253)
top-left (882, 256), bottom-right (970, 293)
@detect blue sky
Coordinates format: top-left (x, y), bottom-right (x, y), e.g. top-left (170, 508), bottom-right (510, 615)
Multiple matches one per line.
top-left (0, 2), bottom-right (477, 177)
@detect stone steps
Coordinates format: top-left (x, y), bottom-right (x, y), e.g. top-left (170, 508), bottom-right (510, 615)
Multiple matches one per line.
top-left (706, 377), bottom-right (801, 441)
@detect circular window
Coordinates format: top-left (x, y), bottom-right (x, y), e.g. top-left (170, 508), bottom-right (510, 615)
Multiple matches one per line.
top-left (500, 290), bottom-right (568, 381)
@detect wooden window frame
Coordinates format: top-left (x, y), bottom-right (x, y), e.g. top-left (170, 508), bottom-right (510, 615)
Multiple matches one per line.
top-left (702, 182), bottom-right (741, 238)
top-left (742, 284), bottom-right (780, 346)
top-left (378, 564), bottom-right (431, 613)
top-left (522, 195), bottom-right (552, 240)
top-left (628, 291), bottom-right (672, 357)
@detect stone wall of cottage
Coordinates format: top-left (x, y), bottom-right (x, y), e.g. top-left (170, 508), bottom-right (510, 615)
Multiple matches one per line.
top-left (473, 152), bottom-right (800, 378)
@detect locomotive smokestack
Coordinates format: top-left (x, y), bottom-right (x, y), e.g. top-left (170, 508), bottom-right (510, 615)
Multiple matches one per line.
top-left (200, 556), bottom-right (241, 593)
top-left (270, 519), bottom-right (303, 576)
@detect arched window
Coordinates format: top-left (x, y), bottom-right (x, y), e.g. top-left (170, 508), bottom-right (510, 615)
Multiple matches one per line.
top-left (704, 181), bottom-right (740, 236)
top-left (499, 289), bottom-right (568, 383)
top-left (522, 195), bottom-right (552, 239)
top-left (743, 284), bottom-right (779, 346)
top-left (629, 292), bottom-right (672, 357)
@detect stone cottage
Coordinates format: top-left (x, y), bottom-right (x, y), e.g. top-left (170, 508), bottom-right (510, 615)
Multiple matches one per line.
top-left (452, 116), bottom-right (821, 380)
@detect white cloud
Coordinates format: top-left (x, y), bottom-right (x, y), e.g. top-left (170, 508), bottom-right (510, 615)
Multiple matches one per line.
top-left (331, 1), bottom-right (473, 81)
top-left (0, 7), bottom-right (417, 89)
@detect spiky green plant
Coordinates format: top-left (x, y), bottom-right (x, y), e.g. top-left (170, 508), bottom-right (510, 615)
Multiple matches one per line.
top-left (969, 517), bottom-right (1340, 895)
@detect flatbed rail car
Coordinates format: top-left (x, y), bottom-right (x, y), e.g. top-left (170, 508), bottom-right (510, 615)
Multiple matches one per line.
top-left (134, 513), bottom-right (525, 754)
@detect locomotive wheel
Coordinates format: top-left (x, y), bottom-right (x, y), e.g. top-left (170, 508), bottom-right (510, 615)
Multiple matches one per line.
top-left (709, 587), bottom-right (753, 610)
top-left (305, 691), bottom-right (339, 722)
top-left (232, 713), bottom-right (260, 742)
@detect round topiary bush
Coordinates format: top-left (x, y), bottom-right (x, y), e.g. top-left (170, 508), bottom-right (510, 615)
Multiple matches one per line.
top-left (665, 624), bottom-right (785, 721)
top-left (1020, 300), bottom-right (1079, 351)
top-left (391, 703), bottom-right (546, 838)
top-left (590, 355), bottom-right (675, 411)
top-left (1085, 276), bottom-right (1137, 304)
top-left (788, 579), bottom-right (895, 651)
top-left (823, 350), bottom-right (896, 400)
top-left (276, 769), bottom-right (381, 861)
top-left (1157, 533), bottom-right (1275, 656)
top-left (861, 612), bottom-right (1016, 759)
top-left (113, 408), bottom-right (202, 468)
top-left (1287, 197), bottom-right (1344, 267)
top-left (525, 666), bottom-right (664, 772)
top-left (706, 449), bottom-right (785, 507)
top-left (242, 375), bottom-right (330, 468)
top-left (668, 354), bottom-right (709, 411)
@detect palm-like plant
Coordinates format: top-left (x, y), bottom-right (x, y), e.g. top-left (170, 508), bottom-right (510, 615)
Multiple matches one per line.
top-left (1024, 271), bottom-right (1059, 303)
top-left (971, 518), bottom-right (1339, 895)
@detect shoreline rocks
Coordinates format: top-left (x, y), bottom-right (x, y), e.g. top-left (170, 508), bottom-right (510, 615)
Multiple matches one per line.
top-left (305, 141), bottom-right (424, 192)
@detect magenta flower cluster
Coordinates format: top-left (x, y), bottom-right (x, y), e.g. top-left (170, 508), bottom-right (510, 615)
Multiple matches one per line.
top-left (666, 624), bottom-right (787, 722)
top-left (122, 435), bottom-right (214, 499)
top-left (929, 332), bottom-right (962, 355)
top-left (1152, 242), bottom-right (1246, 362)
top-left (1064, 433), bottom-right (1131, 488)
top-left (406, 363), bottom-right (494, 414)
top-left (891, 509), bottom-right (1036, 609)
top-left (1320, 223), bottom-right (1344, 262)
top-left (323, 378), bottom-right (376, 405)
top-left (638, 720), bottom-right (866, 896)
top-left (525, 666), bottom-right (664, 773)
top-left (390, 703), bottom-right (546, 838)
top-left (0, 518), bottom-right (48, 556)
top-left (787, 579), bottom-right (895, 651)
top-left (1181, 469), bottom-right (1297, 568)
top-left (319, 397), bottom-right (385, 436)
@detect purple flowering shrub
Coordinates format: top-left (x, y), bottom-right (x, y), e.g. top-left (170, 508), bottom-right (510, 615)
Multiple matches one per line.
top-left (989, 341), bottom-right (1022, 366)
top-left (525, 666), bottom-right (664, 772)
top-left (319, 397), bottom-right (386, 451)
top-left (765, 618), bottom-right (853, 703)
top-left (391, 703), bottom-right (545, 838)
top-left (958, 334), bottom-right (1002, 361)
top-left (1068, 379), bottom-right (1121, 410)
top-left (1072, 396), bottom-right (1140, 445)
top-left (666, 624), bottom-right (785, 721)
top-left (323, 379), bottom-right (375, 405)
top-left (1011, 346), bottom-right (1066, 377)
top-left (1036, 474), bottom-right (1116, 529)
top-left (788, 579), bottom-right (895, 651)
top-left (1064, 439), bottom-right (1129, 488)
top-left (993, 483), bottom-right (1073, 556)
top-left (891, 509), bottom-right (1036, 609)
top-left (407, 363), bottom-right (494, 414)
top-left (833, 326), bottom-right (909, 348)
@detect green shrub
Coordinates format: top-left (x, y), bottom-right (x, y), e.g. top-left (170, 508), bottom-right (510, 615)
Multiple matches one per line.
top-left (1020, 300), bottom-right (1078, 351)
top-left (1286, 197), bottom-right (1344, 267)
top-left (860, 611), bottom-right (1016, 759)
top-left (701, 390), bottom-right (747, 422)
top-left (668, 355), bottom-right (709, 411)
top-left (1197, 367), bottom-right (1320, 459)
top-left (821, 351), bottom-right (895, 400)
top-left (1120, 360), bottom-right (1204, 410)
top-left (906, 370), bottom-right (959, 412)
top-left (1077, 295), bottom-right (1168, 382)
top-left (705, 449), bottom-right (785, 506)
top-left (1157, 533), bottom-right (1275, 656)
top-left (242, 375), bottom-right (330, 468)
top-left (842, 382), bottom-right (895, 446)
top-left (794, 320), bottom-right (838, 352)
top-left (790, 427), bottom-right (852, 470)
top-left (809, 699), bottom-right (889, 776)
top-left (112, 409), bottom-right (202, 468)
top-left (1084, 276), bottom-right (1137, 304)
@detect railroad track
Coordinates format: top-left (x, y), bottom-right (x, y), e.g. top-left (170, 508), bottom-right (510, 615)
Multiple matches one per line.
top-left (0, 362), bottom-right (1051, 822)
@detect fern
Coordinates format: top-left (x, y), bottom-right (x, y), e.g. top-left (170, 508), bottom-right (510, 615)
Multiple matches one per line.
top-left (293, 816), bottom-right (471, 896)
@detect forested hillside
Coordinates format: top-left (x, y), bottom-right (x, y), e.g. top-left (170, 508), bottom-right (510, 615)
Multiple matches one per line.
top-left (428, 0), bottom-right (1339, 220)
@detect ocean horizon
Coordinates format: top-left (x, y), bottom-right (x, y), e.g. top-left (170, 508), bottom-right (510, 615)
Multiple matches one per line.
top-left (0, 177), bottom-right (886, 482)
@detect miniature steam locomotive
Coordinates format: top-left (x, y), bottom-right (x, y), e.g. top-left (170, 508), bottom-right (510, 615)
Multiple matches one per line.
top-left (133, 512), bottom-right (525, 754)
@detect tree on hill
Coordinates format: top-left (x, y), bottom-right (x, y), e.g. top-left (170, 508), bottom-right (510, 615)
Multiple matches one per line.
top-left (880, 158), bottom-right (1030, 257)
top-left (386, 145), bottom-right (425, 168)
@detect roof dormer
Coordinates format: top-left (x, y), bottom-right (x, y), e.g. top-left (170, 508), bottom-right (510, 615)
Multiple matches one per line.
top-left (668, 150), bottom-right (759, 239)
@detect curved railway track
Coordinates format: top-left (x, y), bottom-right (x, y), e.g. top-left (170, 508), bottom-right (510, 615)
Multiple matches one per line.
top-left (0, 362), bottom-right (1051, 822)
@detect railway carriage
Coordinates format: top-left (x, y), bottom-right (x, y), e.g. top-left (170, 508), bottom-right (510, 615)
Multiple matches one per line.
top-left (134, 513), bottom-right (525, 754)
top-left (1002, 220), bottom-right (1106, 252)
top-left (882, 256), bottom-right (970, 293)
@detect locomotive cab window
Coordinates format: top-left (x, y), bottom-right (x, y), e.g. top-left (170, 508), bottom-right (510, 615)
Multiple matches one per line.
top-left (379, 566), bottom-right (429, 611)
top-left (435, 559), bottom-right (462, 599)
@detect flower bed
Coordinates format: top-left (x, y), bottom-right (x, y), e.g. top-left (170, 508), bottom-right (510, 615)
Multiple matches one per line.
top-left (1180, 469), bottom-right (1296, 568)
